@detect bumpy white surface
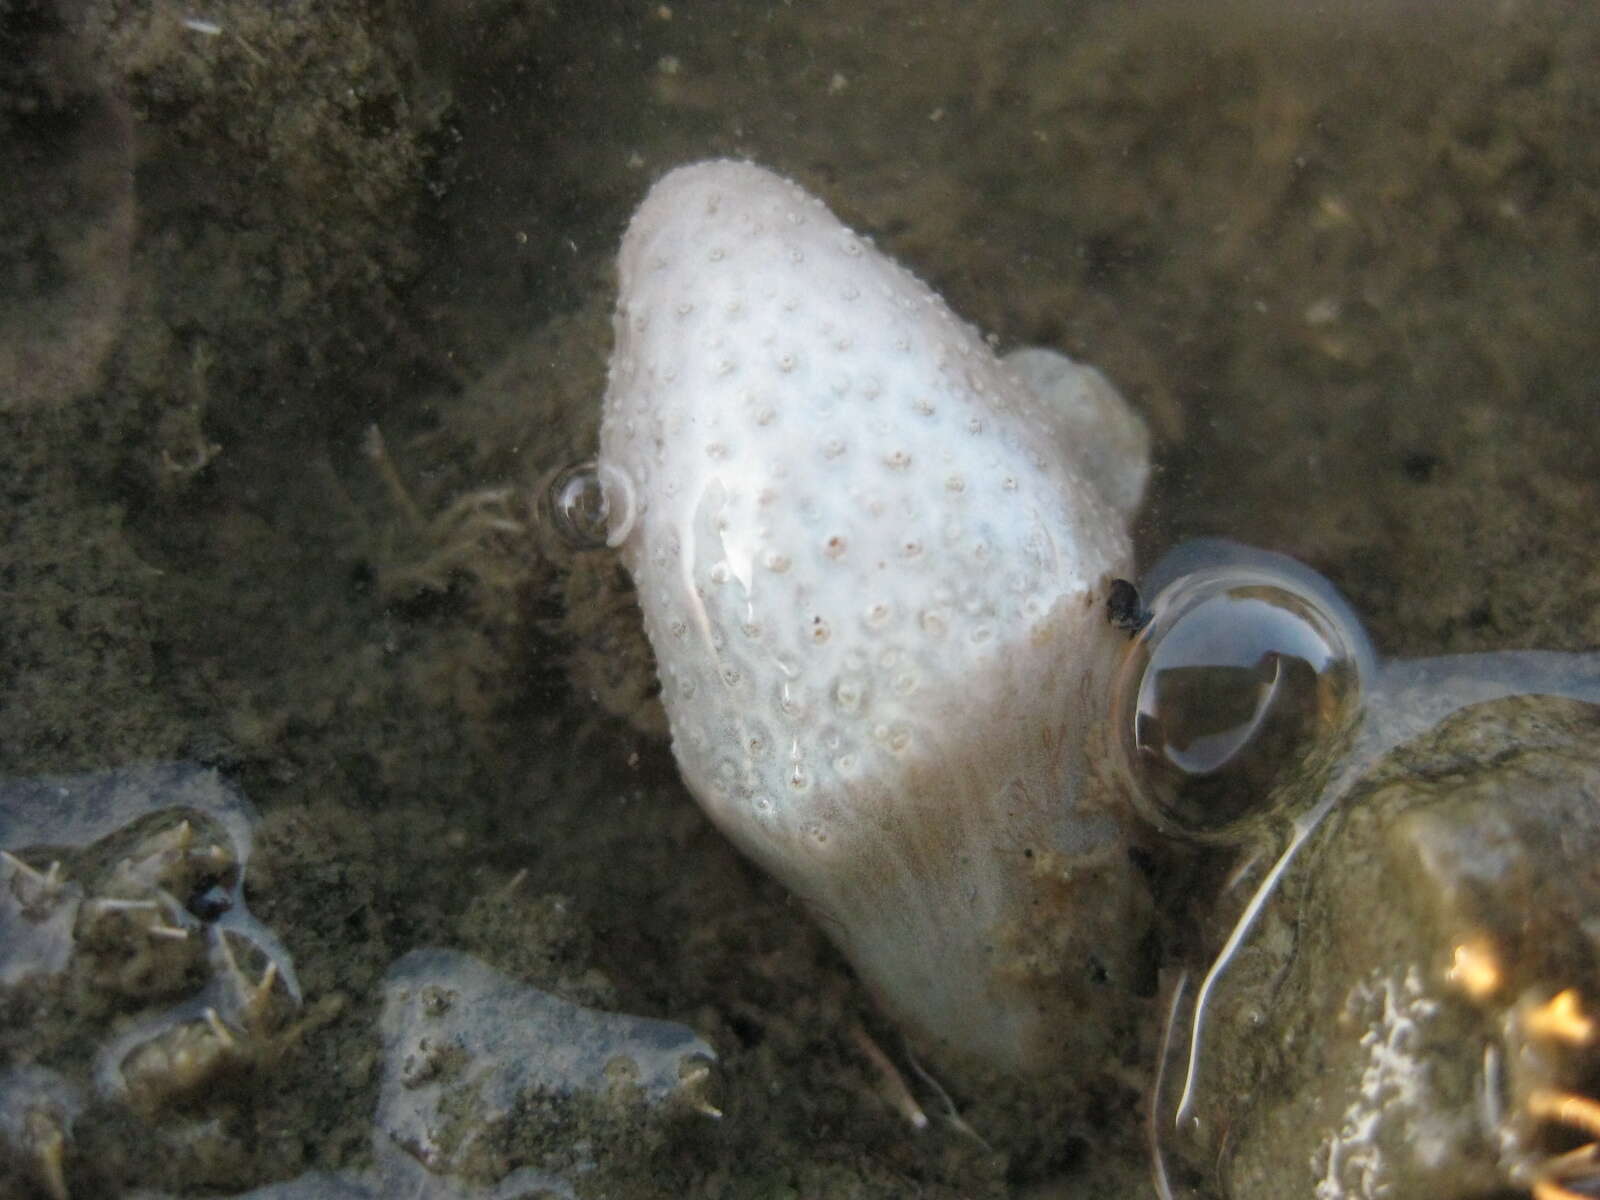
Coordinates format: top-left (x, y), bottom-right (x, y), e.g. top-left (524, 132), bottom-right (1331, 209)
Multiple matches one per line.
top-left (599, 160), bottom-right (1148, 1069)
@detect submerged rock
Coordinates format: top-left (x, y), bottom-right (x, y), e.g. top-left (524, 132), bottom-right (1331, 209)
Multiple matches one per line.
top-left (1158, 695), bottom-right (1600, 1199)
top-left (375, 947), bottom-right (718, 1189)
top-left (0, 763), bottom-right (303, 1191)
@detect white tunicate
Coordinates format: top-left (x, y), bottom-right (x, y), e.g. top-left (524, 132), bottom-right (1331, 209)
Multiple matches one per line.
top-left (596, 160), bottom-right (1153, 1072)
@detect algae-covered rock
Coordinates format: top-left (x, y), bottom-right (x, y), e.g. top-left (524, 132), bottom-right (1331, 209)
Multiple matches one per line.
top-left (1163, 696), bottom-right (1600, 1199)
top-left (376, 947), bottom-right (718, 1190)
top-left (0, 763), bottom-right (306, 1195)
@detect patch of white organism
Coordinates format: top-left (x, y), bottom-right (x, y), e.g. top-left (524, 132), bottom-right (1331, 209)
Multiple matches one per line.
top-left (1312, 965), bottom-right (1460, 1198)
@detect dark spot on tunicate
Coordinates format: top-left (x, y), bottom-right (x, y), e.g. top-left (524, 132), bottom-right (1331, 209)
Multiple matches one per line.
top-left (1400, 450), bottom-right (1440, 482)
top-left (186, 875), bottom-right (233, 922)
top-left (1106, 578), bottom-right (1151, 635)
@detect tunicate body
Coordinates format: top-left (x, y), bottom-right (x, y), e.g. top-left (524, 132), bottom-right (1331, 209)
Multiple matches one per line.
top-left (598, 159), bottom-right (1154, 1073)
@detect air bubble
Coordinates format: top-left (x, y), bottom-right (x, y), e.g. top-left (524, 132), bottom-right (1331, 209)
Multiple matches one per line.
top-left (1113, 543), bottom-right (1373, 841)
top-left (541, 460), bottom-right (638, 550)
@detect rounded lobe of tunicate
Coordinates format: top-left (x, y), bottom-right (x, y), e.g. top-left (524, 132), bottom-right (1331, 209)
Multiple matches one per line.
top-left (1113, 541), bottom-right (1375, 842)
top-left (1002, 346), bottom-right (1151, 520)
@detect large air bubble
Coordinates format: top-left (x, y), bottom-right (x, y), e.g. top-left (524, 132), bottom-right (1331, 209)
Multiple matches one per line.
top-left (1113, 540), bottom-right (1375, 842)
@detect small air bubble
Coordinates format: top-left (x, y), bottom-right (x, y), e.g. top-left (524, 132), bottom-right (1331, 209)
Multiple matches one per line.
top-left (542, 460), bottom-right (637, 549)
